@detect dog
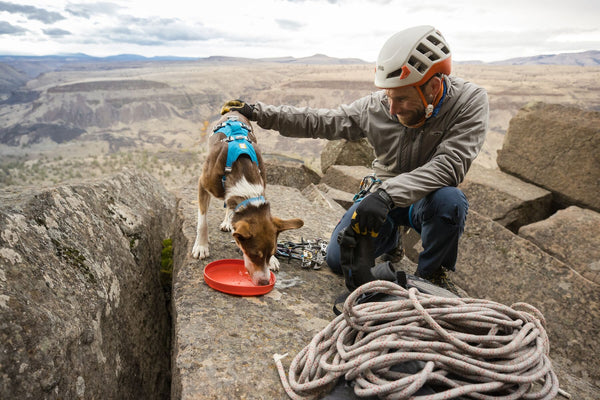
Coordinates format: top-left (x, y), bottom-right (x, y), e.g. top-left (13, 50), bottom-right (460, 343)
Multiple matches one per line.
top-left (191, 111), bottom-right (304, 285)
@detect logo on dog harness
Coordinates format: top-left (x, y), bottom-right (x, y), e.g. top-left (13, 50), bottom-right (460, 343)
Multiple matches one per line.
top-left (213, 118), bottom-right (258, 172)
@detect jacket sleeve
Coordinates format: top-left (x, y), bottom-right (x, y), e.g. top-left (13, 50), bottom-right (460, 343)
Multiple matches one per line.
top-left (381, 86), bottom-right (489, 207)
top-left (253, 97), bottom-right (371, 141)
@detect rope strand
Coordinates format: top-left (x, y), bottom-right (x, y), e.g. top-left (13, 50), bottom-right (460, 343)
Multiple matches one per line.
top-left (274, 280), bottom-right (566, 399)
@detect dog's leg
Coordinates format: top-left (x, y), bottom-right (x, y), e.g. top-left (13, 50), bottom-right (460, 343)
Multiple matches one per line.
top-left (192, 181), bottom-right (211, 259)
top-left (220, 207), bottom-right (233, 232)
top-left (269, 255), bottom-right (280, 272)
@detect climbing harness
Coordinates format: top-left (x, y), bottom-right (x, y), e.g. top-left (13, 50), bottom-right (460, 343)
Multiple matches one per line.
top-left (352, 174), bottom-right (382, 202)
top-left (275, 238), bottom-right (328, 270)
top-left (273, 280), bottom-right (567, 400)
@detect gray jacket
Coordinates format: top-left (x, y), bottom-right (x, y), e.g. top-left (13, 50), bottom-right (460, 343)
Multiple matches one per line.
top-left (253, 75), bottom-right (489, 207)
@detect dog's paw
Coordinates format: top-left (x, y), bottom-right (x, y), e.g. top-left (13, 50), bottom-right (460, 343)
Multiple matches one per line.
top-left (191, 243), bottom-right (210, 259)
top-left (219, 221), bottom-right (232, 232)
top-left (269, 255), bottom-right (280, 272)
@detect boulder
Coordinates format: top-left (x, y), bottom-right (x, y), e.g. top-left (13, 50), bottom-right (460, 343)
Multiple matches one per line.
top-left (320, 164), bottom-right (372, 194)
top-left (301, 183), bottom-right (347, 214)
top-left (264, 156), bottom-right (321, 190)
top-left (0, 171), bottom-right (176, 399)
top-left (519, 206), bottom-right (600, 285)
top-left (497, 102), bottom-right (600, 211)
top-left (459, 163), bottom-right (553, 231)
top-left (455, 211), bottom-right (600, 393)
top-left (314, 183), bottom-right (355, 210)
top-left (320, 138), bottom-right (375, 174)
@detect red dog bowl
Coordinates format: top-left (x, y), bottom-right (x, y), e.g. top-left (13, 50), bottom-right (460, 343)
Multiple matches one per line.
top-left (203, 259), bottom-right (275, 296)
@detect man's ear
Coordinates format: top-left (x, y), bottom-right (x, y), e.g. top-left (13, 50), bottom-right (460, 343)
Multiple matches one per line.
top-left (425, 75), bottom-right (442, 100)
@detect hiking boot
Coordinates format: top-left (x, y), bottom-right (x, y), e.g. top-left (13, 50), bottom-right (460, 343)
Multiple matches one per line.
top-left (415, 268), bottom-right (459, 296)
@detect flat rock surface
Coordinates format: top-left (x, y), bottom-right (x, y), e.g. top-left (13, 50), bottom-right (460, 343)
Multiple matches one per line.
top-left (171, 180), bottom-right (346, 399)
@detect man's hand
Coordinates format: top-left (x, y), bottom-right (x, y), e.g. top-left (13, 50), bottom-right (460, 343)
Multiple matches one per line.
top-left (220, 99), bottom-right (255, 120)
top-left (351, 188), bottom-right (394, 237)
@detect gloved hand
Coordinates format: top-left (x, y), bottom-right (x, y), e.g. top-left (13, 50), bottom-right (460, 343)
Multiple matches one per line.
top-left (337, 226), bottom-right (375, 291)
top-left (220, 99), bottom-right (255, 120)
top-left (351, 188), bottom-right (394, 237)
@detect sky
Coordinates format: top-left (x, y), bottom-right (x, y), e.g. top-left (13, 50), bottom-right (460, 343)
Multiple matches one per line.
top-left (0, 0), bottom-right (599, 63)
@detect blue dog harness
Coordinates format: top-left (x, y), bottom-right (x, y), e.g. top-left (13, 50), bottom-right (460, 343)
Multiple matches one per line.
top-left (213, 118), bottom-right (259, 174)
top-left (212, 118), bottom-right (264, 210)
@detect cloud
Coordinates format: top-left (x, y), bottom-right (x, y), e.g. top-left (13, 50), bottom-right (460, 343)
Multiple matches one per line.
top-left (90, 16), bottom-right (213, 46)
top-left (65, 2), bottom-right (122, 19)
top-left (0, 1), bottom-right (65, 24)
top-left (43, 28), bottom-right (71, 37)
top-left (0, 21), bottom-right (26, 35)
top-left (0, 0), bottom-right (596, 61)
top-left (275, 19), bottom-right (304, 31)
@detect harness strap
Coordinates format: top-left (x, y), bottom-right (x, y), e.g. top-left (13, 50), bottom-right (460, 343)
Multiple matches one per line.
top-left (213, 120), bottom-right (252, 134)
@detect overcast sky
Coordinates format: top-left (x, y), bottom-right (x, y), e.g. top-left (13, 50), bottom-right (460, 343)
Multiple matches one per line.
top-left (0, 0), bottom-right (598, 63)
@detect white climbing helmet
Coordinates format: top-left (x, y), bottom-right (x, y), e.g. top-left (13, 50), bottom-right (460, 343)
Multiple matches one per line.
top-left (374, 25), bottom-right (452, 89)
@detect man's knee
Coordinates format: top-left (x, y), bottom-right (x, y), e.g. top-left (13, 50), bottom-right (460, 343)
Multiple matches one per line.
top-left (428, 187), bottom-right (468, 226)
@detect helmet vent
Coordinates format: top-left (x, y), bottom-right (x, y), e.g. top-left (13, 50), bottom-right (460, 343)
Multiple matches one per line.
top-left (417, 43), bottom-right (439, 62)
top-left (408, 56), bottom-right (427, 73)
top-left (426, 35), bottom-right (450, 55)
top-left (386, 68), bottom-right (404, 79)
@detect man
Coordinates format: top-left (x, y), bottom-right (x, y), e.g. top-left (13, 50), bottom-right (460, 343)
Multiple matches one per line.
top-left (221, 25), bottom-right (489, 293)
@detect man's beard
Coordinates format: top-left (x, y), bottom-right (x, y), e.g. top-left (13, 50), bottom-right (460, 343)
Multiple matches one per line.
top-left (397, 107), bottom-right (425, 127)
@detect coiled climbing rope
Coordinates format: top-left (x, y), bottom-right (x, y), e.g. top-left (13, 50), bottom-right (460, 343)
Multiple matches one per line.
top-left (274, 280), bottom-right (566, 400)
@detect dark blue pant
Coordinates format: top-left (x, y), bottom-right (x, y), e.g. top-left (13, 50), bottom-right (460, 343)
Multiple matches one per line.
top-left (325, 187), bottom-right (468, 278)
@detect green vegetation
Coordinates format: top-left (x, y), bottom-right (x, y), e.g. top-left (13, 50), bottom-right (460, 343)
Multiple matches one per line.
top-left (160, 238), bottom-right (174, 294)
top-left (51, 238), bottom-right (96, 284)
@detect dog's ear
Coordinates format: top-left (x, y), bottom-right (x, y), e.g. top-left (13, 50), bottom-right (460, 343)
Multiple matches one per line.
top-left (232, 221), bottom-right (252, 241)
top-left (273, 217), bottom-right (304, 233)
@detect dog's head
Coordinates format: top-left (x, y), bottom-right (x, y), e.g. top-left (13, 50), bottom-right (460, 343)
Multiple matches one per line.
top-left (232, 204), bottom-right (303, 286)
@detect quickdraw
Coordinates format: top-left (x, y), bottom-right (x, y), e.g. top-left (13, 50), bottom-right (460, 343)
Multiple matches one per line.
top-left (275, 238), bottom-right (328, 270)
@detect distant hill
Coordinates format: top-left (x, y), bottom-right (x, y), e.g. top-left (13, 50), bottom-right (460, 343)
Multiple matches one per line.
top-left (0, 53), bottom-right (201, 81)
top-left (0, 50), bottom-right (598, 90)
top-left (0, 53), bottom-right (369, 85)
top-left (0, 63), bottom-right (27, 93)
top-left (196, 53), bottom-right (368, 65)
top-left (260, 53), bottom-right (367, 65)
top-left (490, 50), bottom-right (600, 66)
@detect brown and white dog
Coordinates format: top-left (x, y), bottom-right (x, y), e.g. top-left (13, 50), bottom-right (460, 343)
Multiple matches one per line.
top-left (191, 111), bottom-right (304, 285)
